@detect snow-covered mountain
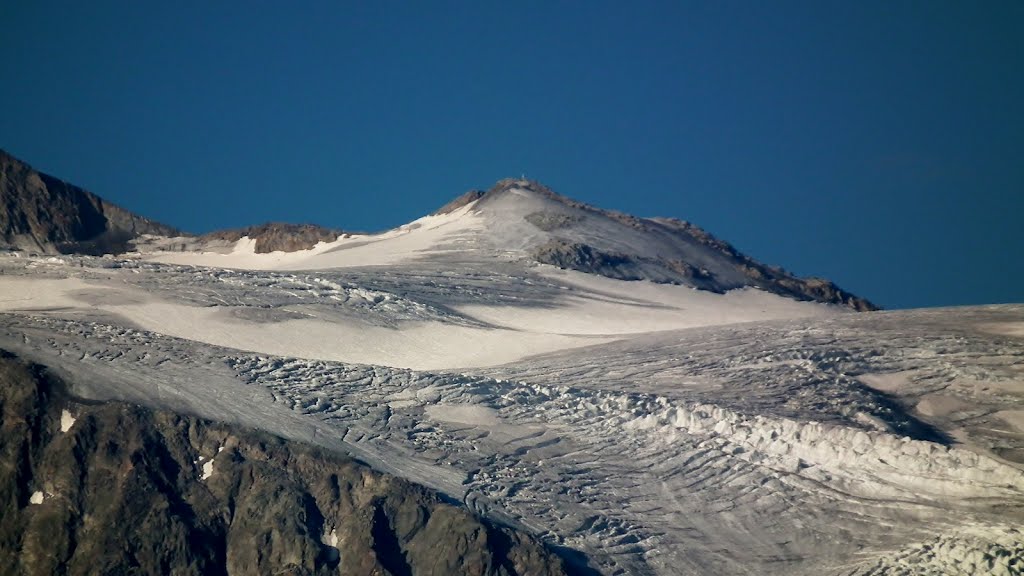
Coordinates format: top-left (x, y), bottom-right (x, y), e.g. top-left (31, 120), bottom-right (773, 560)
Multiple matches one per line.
top-left (1, 151), bottom-right (1022, 575)
top-left (142, 177), bottom-right (875, 311)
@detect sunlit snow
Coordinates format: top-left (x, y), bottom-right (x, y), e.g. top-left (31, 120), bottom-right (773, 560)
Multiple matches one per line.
top-left (60, 409), bottom-right (76, 432)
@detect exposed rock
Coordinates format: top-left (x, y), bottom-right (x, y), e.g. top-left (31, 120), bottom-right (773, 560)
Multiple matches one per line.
top-left (532, 240), bottom-right (641, 281)
top-left (0, 351), bottom-right (569, 576)
top-left (202, 223), bottom-right (346, 254)
top-left (0, 149), bottom-right (180, 255)
top-left (647, 218), bottom-right (877, 310)
top-left (523, 212), bottom-right (583, 232)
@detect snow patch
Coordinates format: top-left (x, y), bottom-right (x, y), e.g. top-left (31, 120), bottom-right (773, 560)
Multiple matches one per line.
top-left (321, 526), bottom-right (340, 564)
top-left (201, 459), bottom-right (214, 480)
top-left (29, 491), bottom-right (44, 505)
top-left (60, 409), bottom-right (76, 432)
top-left (858, 371), bottom-right (914, 393)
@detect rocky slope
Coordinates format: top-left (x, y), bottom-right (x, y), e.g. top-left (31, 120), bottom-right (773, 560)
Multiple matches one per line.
top-left (0, 150), bottom-right (180, 255)
top-left (202, 223), bottom-right (347, 253)
top-left (0, 350), bottom-right (569, 576)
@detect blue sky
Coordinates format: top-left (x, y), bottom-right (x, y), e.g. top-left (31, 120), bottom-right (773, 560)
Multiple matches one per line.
top-left (2, 1), bottom-right (1021, 309)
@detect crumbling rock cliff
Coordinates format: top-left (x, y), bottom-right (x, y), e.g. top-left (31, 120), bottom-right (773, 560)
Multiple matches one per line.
top-left (0, 150), bottom-right (179, 255)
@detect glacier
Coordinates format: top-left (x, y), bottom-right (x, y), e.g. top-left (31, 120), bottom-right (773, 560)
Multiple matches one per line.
top-left (0, 183), bottom-right (1021, 575)
top-left (1, 248), bottom-right (1021, 575)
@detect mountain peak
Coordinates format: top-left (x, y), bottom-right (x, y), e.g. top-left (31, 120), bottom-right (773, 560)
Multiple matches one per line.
top-left (433, 178), bottom-right (560, 215)
top-left (490, 177), bottom-right (552, 194)
top-left (0, 149), bottom-right (180, 255)
top-left (431, 177), bottom-right (877, 311)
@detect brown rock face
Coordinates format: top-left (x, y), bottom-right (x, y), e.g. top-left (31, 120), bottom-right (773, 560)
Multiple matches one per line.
top-left (531, 240), bottom-right (641, 281)
top-left (202, 223), bottom-right (346, 254)
top-left (0, 150), bottom-right (180, 254)
top-left (0, 351), bottom-right (569, 576)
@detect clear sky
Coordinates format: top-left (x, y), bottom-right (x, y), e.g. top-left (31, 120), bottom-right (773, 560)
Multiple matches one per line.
top-left (2, 1), bottom-right (1021, 309)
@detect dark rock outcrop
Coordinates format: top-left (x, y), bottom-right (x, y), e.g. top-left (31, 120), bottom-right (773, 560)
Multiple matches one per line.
top-left (0, 351), bottom-right (568, 576)
top-left (532, 241), bottom-right (642, 281)
top-left (523, 212), bottom-right (583, 232)
top-left (202, 223), bottom-right (346, 254)
top-left (653, 217), bottom-right (877, 310)
top-left (0, 150), bottom-right (180, 255)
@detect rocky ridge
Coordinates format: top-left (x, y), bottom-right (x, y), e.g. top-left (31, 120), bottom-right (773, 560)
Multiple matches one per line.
top-left (202, 223), bottom-right (348, 254)
top-left (454, 179), bottom-right (877, 311)
top-left (0, 150), bottom-right (180, 255)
